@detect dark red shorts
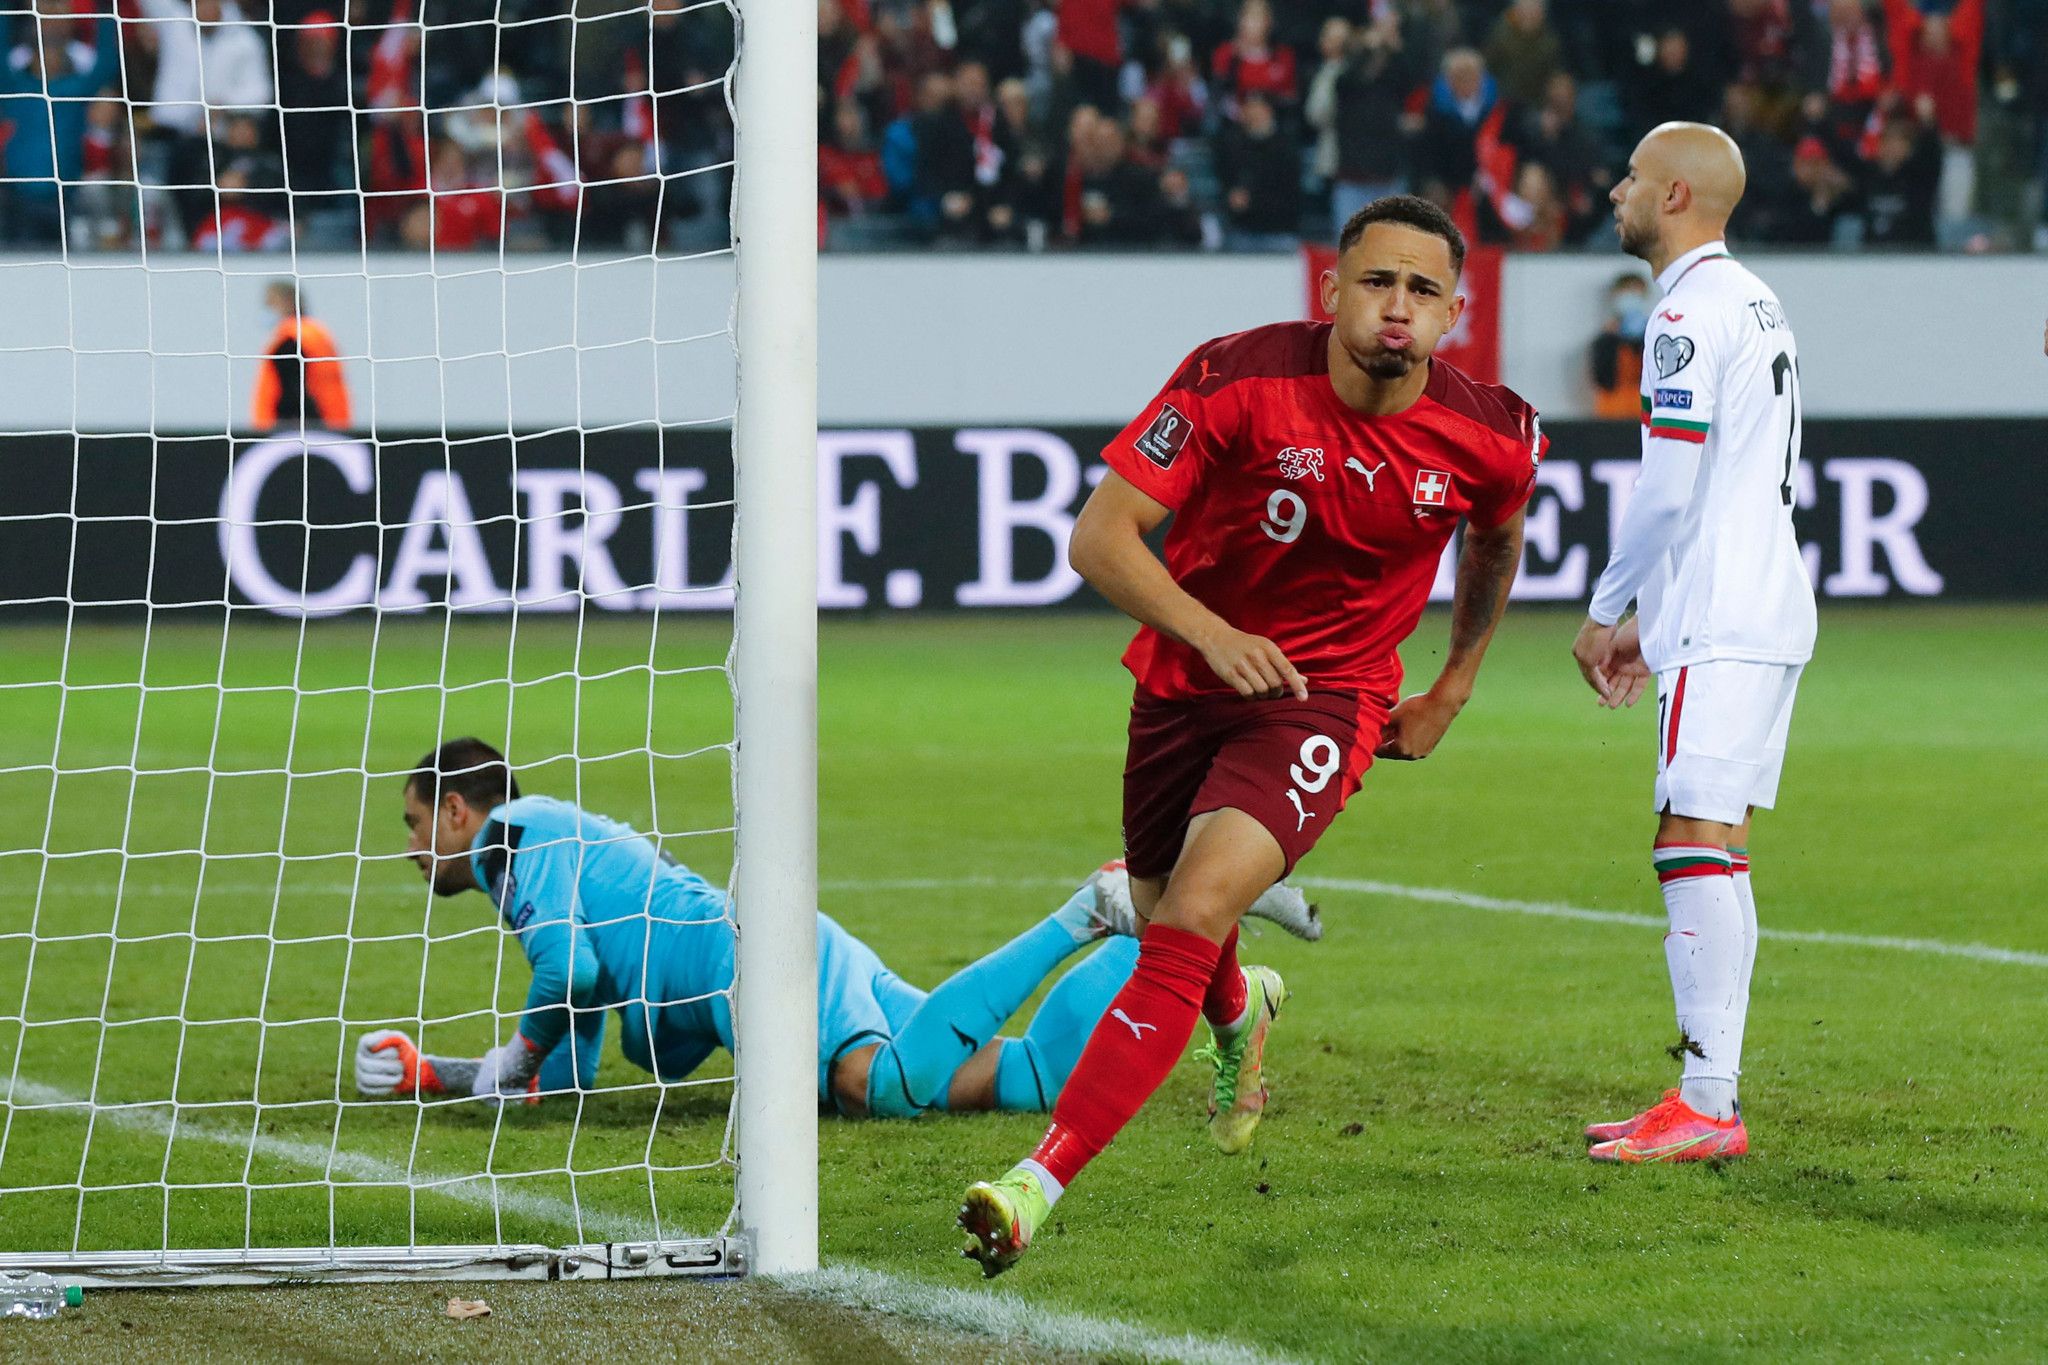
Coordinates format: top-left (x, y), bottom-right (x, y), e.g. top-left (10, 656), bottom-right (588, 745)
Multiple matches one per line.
top-left (1122, 689), bottom-right (1389, 879)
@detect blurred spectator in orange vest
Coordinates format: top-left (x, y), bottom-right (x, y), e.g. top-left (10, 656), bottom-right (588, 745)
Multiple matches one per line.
top-left (1589, 272), bottom-right (1650, 420)
top-left (250, 280), bottom-right (353, 434)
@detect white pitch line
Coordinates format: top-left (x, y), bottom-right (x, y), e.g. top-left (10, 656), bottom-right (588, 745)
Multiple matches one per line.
top-left (0, 1076), bottom-right (657, 1242)
top-left (821, 876), bottom-right (1077, 893)
top-left (0, 1076), bottom-right (1285, 1365)
top-left (834, 873), bottom-right (2048, 970)
top-left (777, 1264), bottom-right (1301, 1365)
top-left (827, 873), bottom-right (2048, 969)
top-left (1294, 875), bottom-right (2048, 969)
top-left (26, 872), bottom-right (2048, 968)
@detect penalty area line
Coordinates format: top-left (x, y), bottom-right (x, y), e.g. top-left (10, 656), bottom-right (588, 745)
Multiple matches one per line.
top-left (829, 873), bottom-right (2048, 969)
top-left (1293, 875), bottom-right (2048, 969)
top-left (37, 874), bottom-right (2048, 967)
top-left (29, 873), bottom-right (2048, 967)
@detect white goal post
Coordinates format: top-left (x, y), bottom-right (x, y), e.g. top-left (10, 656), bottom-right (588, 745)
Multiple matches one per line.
top-left (0, 0), bottom-right (815, 1285)
top-left (730, 0), bottom-right (821, 1278)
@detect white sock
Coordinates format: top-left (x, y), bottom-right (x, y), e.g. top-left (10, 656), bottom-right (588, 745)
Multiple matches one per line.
top-left (1654, 844), bottom-right (1744, 1121)
top-left (1730, 848), bottom-right (1758, 1017)
top-left (1016, 1158), bottom-right (1065, 1206)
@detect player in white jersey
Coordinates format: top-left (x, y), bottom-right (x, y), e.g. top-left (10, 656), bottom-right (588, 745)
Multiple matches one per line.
top-left (1569, 123), bottom-right (1818, 1163)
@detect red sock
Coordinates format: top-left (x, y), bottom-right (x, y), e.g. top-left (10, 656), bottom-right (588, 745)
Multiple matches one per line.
top-left (1027, 923), bottom-right (1220, 1189)
top-left (1202, 926), bottom-right (1246, 1028)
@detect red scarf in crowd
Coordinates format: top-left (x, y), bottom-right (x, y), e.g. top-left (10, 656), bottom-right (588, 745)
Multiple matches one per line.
top-left (1828, 21), bottom-right (1885, 104)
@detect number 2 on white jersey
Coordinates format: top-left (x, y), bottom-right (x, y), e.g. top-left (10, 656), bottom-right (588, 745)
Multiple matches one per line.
top-left (1770, 351), bottom-right (1801, 509)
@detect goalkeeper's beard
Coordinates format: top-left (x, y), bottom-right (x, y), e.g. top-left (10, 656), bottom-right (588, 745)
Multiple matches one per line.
top-left (427, 856), bottom-right (470, 897)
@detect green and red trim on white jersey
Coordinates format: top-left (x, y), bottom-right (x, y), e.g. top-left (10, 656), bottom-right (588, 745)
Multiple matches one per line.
top-left (1640, 393), bottom-right (1710, 444)
top-left (1664, 664), bottom-right (1690, 762)
top-left (1669, 251), bottom-right (1732, 286)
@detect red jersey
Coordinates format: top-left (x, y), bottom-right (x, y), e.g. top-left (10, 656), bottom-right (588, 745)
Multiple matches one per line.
top-left (190, 205), bottom-right (291, 253)
top-left (1058, 0), bottom-right (1122, 66)
top-left (1101, 321), bottom-right (1544, 701)
top-left (1211, 41), bottom-right (1298, 103)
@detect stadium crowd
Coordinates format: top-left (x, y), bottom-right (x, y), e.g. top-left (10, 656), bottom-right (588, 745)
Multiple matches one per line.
top-left (821, 0), bottom-right (2048, 251)
top-left (0, 0), bottom-right (733, 252)
top-left (3, 0), bottom-right (2045, 253)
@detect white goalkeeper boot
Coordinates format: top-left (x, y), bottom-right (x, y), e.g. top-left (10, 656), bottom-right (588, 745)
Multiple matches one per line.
top-left (1087, 862), bottom-right (1324, 943)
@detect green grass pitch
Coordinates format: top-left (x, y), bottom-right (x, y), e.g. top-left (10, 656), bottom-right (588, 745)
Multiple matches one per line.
top-left (2, 605), bottom-right (2044, 1361)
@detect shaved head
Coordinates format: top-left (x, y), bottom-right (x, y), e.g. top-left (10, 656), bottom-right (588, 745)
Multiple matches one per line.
top-left (1610, 122), bottom-right (1747, 269)
top-left (1639, 122), bottom-right (1745, 220)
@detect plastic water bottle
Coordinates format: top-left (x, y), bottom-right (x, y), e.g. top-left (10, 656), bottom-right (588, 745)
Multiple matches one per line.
top-left (0, 1271), bottom-right (82, 1320)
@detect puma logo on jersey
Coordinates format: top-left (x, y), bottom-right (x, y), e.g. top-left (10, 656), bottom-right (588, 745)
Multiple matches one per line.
top-left (1658, 310), bottom-right (1684, 322)
top-left (1111, 1008), bottom-right (1157, 1039)
top-left (1195, 357), bottom-right (1217, 384)
top-left (1286, 789), bottom-right (1315, 831)
top-left (1344, 457), bottom-right (1387, 490)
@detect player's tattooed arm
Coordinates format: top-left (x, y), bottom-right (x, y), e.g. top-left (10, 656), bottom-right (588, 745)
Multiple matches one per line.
top-left (1377, 509), bottom-right (1525, 760)
top-left (1446, 510), bottom-right (1524, 665)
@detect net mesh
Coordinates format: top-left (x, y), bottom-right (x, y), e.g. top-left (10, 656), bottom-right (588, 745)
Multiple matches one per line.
top-left (0, 0), bottom-right (745, 1279)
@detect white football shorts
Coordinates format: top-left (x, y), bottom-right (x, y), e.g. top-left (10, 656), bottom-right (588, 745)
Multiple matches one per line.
top-left (1653, 660), bottom-right (1803, 825)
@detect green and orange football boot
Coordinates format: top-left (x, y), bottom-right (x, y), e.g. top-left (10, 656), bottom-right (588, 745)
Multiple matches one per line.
top-left (1194, 964), bottom-right (1287, 1155)
top-left (957, 1167), bottom-right (1053, 1278)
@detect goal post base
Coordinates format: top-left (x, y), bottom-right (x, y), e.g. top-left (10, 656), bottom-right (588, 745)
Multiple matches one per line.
top-left (0, 1237), bottom-right (739, 1289)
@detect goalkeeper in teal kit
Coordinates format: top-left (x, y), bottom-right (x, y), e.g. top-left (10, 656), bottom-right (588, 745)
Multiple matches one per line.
top-left (355, 739), bottom-right (1318, 1116)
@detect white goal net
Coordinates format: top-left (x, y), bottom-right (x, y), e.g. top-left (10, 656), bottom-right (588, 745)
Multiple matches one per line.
top-left (0, 0), bottom-right (816, 1284)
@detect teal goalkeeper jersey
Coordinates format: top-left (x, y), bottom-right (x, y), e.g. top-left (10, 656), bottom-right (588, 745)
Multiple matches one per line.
top-left (467, 796), bottom-right (735, 1065)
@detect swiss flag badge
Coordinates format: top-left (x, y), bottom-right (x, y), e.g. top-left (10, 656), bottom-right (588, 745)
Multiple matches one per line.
top-left (1413, 469), bottom-right (1451, 507)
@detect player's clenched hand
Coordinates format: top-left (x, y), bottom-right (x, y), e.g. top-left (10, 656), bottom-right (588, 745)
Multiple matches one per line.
top-left (1197, 627), bottom-right (1308, 701)
top-left (1375, 688), bottom-right (1463, 761)
top-left (354, 1029), bottom-right (418, 1097)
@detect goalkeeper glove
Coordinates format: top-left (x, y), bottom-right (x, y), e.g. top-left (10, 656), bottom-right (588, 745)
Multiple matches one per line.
top-left (471, 1034), bottom-right (544, 1104)
top-left (355, 1029), bottom-right (490, 1098)
top-left (355, 1029), bottom-right (445, 1097)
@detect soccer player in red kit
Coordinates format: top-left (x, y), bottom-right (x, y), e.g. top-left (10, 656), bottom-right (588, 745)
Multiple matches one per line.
top-left (957, 195), bottom-right (1546, 1277)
